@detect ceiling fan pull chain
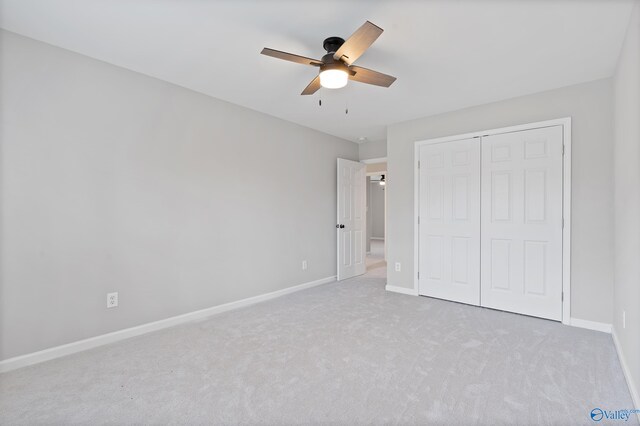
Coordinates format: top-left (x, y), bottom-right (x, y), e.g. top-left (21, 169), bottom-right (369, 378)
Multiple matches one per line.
top-left (345, 100), bottom-right (349, 115)
top-left (319, 94), bottom-right (322, 107)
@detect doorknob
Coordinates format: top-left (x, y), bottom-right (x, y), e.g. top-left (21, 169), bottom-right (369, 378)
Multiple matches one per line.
top-left (336, 224), bottom-right (345, 229)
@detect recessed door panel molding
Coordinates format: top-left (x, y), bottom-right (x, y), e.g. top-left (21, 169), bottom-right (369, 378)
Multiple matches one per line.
top-left (491, 171), bottom-right (512, 222)
top-left (524, 169), bottom-right (547, 223)
top-left (426, 152), bottom-right (445, 169)
top-left (480, 125), bottom-right (564, 321)
top-left (451, 237), bottom-right (470, 284)
top-left (452, 175), bottom-right (470, 221)
top-left (524, 240), bottom-right (547, 296)
top-left (418, 138), bottom-right (481, 305)
top-left (337, 158), bottom-right (366, 281)
top-left (427, 176), bottom-right (444, 220)
top-left (343, 231), bottom-right (352, 267)
top-left (491, 144), bottom-right (512, 162)
top-left (425, 235), bottom-right (444, 280)
top-left (452, 150), bottom-right (470, 166)
top-left (524, 139), bottom-right (549, 159)
top-left (490, 239), bottom-right (512, 291)
top-left (415, 118), bottom-right (571, 324)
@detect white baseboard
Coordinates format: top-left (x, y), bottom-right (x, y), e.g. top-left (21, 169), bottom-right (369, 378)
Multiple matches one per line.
top-left (569, 317), bottom-right (612, 333)
top-left (612, 327), bottom-right (640, 414)
top-left (385, 285), bottom-right (419, 296)
top-left (0, 275), bottom-right (336, 373)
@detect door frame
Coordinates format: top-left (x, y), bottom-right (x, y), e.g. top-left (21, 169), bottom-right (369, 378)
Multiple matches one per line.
top-left (361, 157), bottom-right (388, 165)
top-left (366, 172), bottom-right (387, 253)
top-left (362, 157), bottom-right (388, 260)
top-left (413, 117), bottom-right (572, 325)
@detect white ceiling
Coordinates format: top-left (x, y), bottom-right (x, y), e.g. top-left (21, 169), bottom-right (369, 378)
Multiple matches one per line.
top-left (0, 0), bottom-right (635, 143)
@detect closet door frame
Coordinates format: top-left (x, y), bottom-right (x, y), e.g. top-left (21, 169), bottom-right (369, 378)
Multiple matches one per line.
top-left (413, 117), bottom-right (572, 325)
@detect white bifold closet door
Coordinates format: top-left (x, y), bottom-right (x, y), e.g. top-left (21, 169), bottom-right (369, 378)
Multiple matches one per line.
top-left (418, 138), bottom-right (481, 305)
top-left (480, 126), bottom-right (563, 321)
top-left (418, 125), bottom-right (564, 321)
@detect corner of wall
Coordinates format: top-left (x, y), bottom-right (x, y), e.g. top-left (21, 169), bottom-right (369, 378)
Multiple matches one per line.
top-left (612, 326), bottom-right (640, 411)
top-left (612, 0), bottom-right (640, 411)
top-left (358, 139), bottom-right (388, 161)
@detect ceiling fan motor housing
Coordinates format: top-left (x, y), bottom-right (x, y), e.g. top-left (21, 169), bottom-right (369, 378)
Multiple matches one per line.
top-left (320, 53), bottom-right (349, 74)
top-left (322, 36), bottom-right (345, 53)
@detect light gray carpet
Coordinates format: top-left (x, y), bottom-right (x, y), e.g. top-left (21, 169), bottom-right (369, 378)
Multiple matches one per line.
top-left (0, 255), bottom-right (635, 425)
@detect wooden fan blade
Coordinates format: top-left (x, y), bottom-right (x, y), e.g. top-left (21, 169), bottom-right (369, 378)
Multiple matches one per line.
top-left (333, 21), bottom-right (383, 65)
top-left (301, 75), bottom-right (321, 95)
top-left (261, 48), bottom-right (323, 66)
top-left (349, 65), bottom-right (396, 87)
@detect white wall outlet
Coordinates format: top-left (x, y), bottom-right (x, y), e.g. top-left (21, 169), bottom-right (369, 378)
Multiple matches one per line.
top-left (395, 262), bottom-right (401, 272)
top-left (107, 292), bottom-right (118, 308)
top-left (623, 310), bottom-right (626, 329)
top-left (302, 260), bottom-right (308, 270)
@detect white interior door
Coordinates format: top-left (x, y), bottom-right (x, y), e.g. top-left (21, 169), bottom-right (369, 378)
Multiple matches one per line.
top-left (337, 158), bottom-right (366, 280)
top-left (480, 126), bottom-right (563, 320)
top-left (418, 138), bottom-right (481, 305)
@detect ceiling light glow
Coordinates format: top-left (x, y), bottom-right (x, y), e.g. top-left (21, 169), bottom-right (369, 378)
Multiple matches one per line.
top-left (320, 69), bottom-right (348, 89)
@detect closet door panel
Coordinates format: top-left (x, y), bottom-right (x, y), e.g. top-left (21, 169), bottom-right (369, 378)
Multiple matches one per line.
top-left (480, 126), bottom-right (563, 321)
top-left (418, 138), bottom-right (481, 305)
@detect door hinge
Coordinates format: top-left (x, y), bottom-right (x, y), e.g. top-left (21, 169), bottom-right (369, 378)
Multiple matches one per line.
top-left (561, 292), bottom-right (564, 302)
top-left (417, 271), bottom-right (420, 279)
top-left (418, 160), bottom-right (421, 169)
top-left (417, 216), bottom-right (420, 225)
top-left (562, 145), bottom-right (565, 155)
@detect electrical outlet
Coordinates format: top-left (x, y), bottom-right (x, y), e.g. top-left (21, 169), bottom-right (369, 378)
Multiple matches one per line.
top-left (107, 292), bottom-right (118, 308)
top-left (623, 310), bottom-right (626, 329)
top-left (302, 260), bottom-right (308, 270)
top-left (395, 262), bottom-right (401, 272)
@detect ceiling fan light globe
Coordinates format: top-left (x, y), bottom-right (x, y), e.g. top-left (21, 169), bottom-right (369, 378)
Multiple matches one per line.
top-left (319, 69), bottom-right (348, 89)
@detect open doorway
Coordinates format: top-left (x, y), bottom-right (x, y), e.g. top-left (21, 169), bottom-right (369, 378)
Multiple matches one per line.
top-left (364, 160), bottom-right (387, 276)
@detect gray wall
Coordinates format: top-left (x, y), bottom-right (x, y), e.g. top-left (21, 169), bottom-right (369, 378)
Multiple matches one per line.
top-left (613, 1), bottom-right (640, 403)
top-left (386, 78), bottom-right (614, 324)
top-left (359, 139), bottom-right (387, 160)
top-left (370, 182), bottom-right (385, 239)
top-left (0, 31), bottom-right (358, 360)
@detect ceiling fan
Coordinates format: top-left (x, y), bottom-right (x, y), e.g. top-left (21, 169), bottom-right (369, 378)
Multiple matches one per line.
top-left (261, 21), bottom-right (397, 95)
